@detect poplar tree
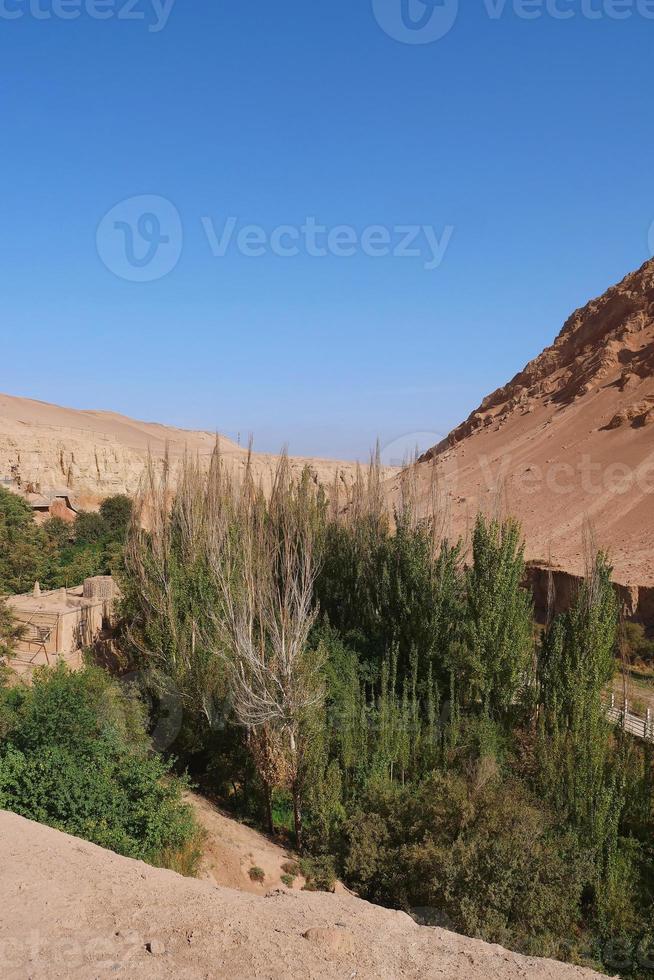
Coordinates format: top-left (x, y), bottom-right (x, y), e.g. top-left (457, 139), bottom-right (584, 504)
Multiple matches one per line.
top-left (457, 515), bottom-right (533, 716)
top-left (537, 552), bottom-right (627, 925)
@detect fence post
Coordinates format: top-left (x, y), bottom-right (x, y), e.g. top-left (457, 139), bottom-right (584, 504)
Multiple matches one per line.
top-left (647, 708), bottom-right (652, 741)
top-left (623, 699), bottom-right (629, 731)
top-left (610, 692), bottom-right (615, 710)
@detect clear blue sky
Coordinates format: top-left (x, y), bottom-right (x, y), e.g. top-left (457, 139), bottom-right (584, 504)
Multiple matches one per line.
top-left (2, 1), bottom-right (653, 460)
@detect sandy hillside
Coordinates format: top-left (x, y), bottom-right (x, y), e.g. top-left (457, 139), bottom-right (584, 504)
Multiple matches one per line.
top-left (187, 791), bottom-right (309, 893)
top-left (0, 809), bottom-right (606, 980)
top-left (0, 392), bottom-right (387, 504)
top-left (188, 791), bottom-right (356, 897)
top-left (395, 258), bottom-right (654, 589)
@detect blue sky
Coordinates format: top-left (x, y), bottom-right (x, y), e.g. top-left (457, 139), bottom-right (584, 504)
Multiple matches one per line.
top-left (1, 0), bottom-right (653, 460)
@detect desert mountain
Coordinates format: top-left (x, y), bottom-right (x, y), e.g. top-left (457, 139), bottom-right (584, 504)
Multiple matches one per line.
top-left (401, 258), bottom-right (654, 591)
top-left (0, 392), bottom-right (381, 506)
top-left (0, 808), bottom-right (605, 979)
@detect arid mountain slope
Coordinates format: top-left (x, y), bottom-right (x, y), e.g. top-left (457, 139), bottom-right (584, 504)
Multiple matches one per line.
top-left (405, 258), bottom-right (654, 589)
top-left (0, 393), bottom-right (379, 504)
top-left (0, 809), bottom-right (605, 979)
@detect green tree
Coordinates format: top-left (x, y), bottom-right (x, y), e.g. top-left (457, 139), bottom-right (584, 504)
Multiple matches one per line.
top-left (456, 515), bottom-right (533, 715)
top-left (537, 554), bottom-right (631, 931)
top-left (0, 664), bottom-right (199, 869)
top-left (0, 598), bottom-right (25, 661)
top-left (315, 486), bottom-right (463, 687)
top-left (42, 516), bottom-right (74, 550)
top-left (74, 511), bottom-right (107, 546)
top-left (0, 488), bottom-right (49, 594)
top-left (100, 495), bottom-right (133, 541)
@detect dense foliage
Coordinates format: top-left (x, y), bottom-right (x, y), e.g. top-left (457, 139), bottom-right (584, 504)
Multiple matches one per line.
top-left (0, 488), bottom-right (49, 594)
top-left (0, 488), bottom-right (132, 593)
top-left (3, 457), bottom-right (652, 974)
top-left (115, 454), bottom-right (654, 975)
top-left (0, 598), bottom-right (25, 663)
top-left (0, 664), bottom-right (200, 870)
top-left (622, 622), bottom-right (654, 668)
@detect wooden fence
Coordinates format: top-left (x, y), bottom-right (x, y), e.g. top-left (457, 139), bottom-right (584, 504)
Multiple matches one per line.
top-left (604, 693), bottom-right (654, 741)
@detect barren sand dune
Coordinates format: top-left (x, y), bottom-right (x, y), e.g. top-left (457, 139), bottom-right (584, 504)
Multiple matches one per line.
top-left (0, 392), bottom-right (384, 505)
top-left (0, 809), bottom-right (606, 979)
top-left (395, 258), bottom-right (654, 590)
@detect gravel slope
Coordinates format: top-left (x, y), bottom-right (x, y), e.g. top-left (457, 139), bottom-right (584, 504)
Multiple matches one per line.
top-left (0, 809), bottom-right (607, 980)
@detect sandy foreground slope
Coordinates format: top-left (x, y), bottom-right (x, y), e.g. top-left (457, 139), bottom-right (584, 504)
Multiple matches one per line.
top-left (394, 258), bottom-right (654, 588)
top-left (187, 791), bottom-right (311, 893)
top-left (0, 809), bottom-right (606, 980)
top-left (0, 392), bottom-right (386, 504)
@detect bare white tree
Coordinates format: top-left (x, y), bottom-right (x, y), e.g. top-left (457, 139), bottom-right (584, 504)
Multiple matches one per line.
top-left (207, 455), bottom-right (324, 846)
top-left (125, 446), bottom-right (325, 846)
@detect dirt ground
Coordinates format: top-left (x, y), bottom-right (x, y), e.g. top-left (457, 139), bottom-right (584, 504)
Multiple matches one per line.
top-left (0, 808), bottom-right (607, 980)
top-left (187, 791), bottom-right (308, 893)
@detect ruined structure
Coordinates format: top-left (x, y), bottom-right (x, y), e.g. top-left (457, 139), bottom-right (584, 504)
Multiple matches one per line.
top-left (5, 576), bottom-right (118, 678)
top-left (0, 478), bottom-right (79, 523)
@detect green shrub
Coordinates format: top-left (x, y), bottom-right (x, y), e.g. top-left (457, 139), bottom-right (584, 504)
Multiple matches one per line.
top-left (153, 828), bottom-right (206, 878)
top-left (342, 771), bottom-right (591, 958)
top-left (300, 856), bottom-right (337, 892)
top-left (249, 866), bottom-right (265, 883)
top-left (0, 664), bottom-right (199, 870)
top-left (622, 622), bottom-right (654, 666)
top-left (280, 872), bottom-right (295, 887)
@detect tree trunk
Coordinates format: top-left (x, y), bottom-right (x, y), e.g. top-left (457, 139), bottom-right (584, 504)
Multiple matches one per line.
top-left (292, 783), bottom-right (303, 852)
top-left (264, 781), bottom-right (274, 836)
